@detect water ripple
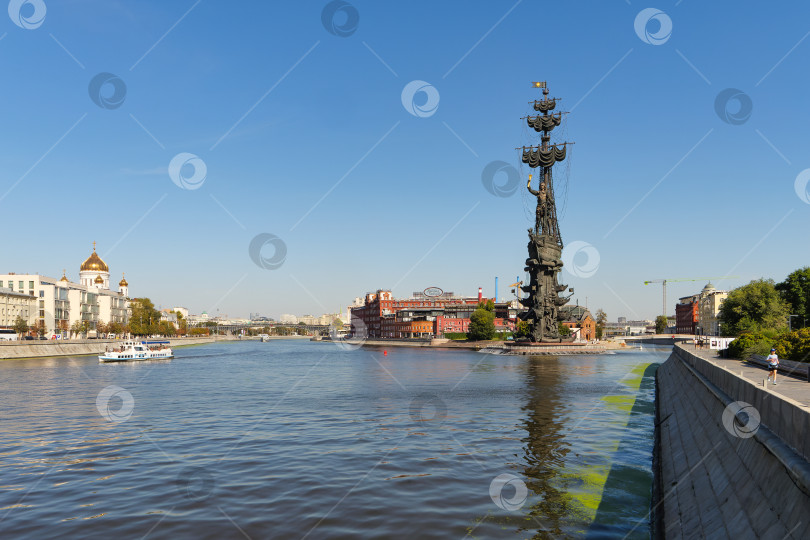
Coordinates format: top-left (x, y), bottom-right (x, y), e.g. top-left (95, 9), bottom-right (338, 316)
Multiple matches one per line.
top-left (0, 340), bottom-right (658, 538)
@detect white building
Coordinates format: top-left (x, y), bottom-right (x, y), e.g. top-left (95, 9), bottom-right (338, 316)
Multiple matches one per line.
top-left (279, 314), bottom-right (298, 324)
top-left (0, 244), bottom-right (129, 335)
top-left (0, 287), bottom-right (37, 328)
top-left (697, 283), bottom-right (728, 336)
top-left (160, 310), bottom-right (179, 326)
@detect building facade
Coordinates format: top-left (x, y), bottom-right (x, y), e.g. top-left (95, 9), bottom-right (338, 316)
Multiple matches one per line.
top-left (559, 305), bottom-right (596, 341)
top-left (0, 287), bottom-right (37, 328)
top-left (0, 245), bottom-right (129, 335)
top-left (351, 289), bottom-right (517, 339)
top-left (697, 283), bottom-right (728, 336)
top-left (676, 294), bottom-right (699, 334)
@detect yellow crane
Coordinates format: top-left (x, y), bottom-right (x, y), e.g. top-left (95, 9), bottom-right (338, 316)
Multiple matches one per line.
top-left (643, 277), bottom-right (738, 318)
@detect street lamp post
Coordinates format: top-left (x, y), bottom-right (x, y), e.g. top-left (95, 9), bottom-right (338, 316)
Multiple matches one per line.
top-left (789, 314), bottom-right (798, 332)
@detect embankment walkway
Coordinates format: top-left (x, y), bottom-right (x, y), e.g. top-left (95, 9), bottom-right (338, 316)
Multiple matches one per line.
top-left (691, 345), bottom-right (810, 406)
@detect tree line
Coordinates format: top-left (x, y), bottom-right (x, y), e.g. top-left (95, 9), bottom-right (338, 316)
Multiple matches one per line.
top-left (11, 297), bottom-right (210, 338)
top-left (719, 267), bottom-right (810, 361)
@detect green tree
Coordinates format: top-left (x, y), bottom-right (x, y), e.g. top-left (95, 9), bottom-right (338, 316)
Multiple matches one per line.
top-left (34, 320), bottom-right (47, 337)
top-left (70, 320), bottom-right (83, 338)
top-left (514, 319), bottom-right (531, 339)
top-left (130, 298), bottom-right (161, 336)
top-left (157, 320), bottom-right (177, 336)
top-left (776, 267), bottom-right (810, 329)
top-left (727, 329), bottom-right (782, 359)
top-left (13, 316), bottom-right (29, 338)
top-left (773, 328), bottom-right (810, 362)
top-left (558, 322), bottom-right (572, 337)
top-left (655, 315), bottom-right (668, 334)
top-left (467, 308), bottom-right (496, 341)
top-left (718, 279), bottom-right (789, 336)
top-left (595, 309), bottom-right (607, 339)
top-left (478, 300), bottom-right (495, 312)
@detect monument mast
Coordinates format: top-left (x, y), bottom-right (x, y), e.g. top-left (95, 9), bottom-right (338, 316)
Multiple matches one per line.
top-left (519, 82), bottom-right (573, 342)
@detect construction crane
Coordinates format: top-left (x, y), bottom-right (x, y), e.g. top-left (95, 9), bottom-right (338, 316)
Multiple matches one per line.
top-left (643, 277), bottom-right (739, 318)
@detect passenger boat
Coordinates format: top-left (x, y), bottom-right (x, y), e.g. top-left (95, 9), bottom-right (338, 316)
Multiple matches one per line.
top-left (98, 340), bottom-right (173, 362)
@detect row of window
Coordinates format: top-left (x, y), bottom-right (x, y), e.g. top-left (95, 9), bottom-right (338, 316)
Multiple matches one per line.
top-left (1, 308), bottom-right (29, 314)
top-left (0, 281), bottom-right (36, 290)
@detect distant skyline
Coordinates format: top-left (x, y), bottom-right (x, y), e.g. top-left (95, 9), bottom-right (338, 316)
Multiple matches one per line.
top-left (1, 1), bottom-right (809, 321)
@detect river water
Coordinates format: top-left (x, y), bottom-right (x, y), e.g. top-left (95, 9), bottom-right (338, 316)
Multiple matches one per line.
top-left (0, 341), bottom-right (667, 539)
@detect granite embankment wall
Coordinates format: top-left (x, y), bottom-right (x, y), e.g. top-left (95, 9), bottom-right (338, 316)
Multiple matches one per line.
top-left (656, 344), bottom-right (810, 538)
top-left (0, 336), bottom-right (230, 360)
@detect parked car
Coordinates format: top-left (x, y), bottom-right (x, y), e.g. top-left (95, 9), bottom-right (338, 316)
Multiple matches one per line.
top-left (23, 336), bottom-right (34, 340)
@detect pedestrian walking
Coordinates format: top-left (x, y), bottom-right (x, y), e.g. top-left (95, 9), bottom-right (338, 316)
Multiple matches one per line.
top-left (767, 348), bottom-right (780, 385)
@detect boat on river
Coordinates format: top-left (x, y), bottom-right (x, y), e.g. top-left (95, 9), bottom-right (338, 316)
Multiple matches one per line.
top-left (98, 340), bottom-right (173, 362)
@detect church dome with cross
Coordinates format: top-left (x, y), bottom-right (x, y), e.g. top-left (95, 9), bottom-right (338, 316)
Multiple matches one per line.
top-left (79, 242), bottom-right (112, 289)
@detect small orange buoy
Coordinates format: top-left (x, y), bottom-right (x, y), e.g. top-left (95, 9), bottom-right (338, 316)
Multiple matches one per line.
top-left (383, 350), bottom-right (387, 356)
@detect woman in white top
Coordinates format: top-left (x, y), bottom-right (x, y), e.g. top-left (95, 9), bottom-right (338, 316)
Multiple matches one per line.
top-left (766, 348), bottom-right (779, 385)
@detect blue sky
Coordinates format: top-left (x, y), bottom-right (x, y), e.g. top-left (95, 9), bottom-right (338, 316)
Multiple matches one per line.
top-left (1, 0), bottom-right (808, 321)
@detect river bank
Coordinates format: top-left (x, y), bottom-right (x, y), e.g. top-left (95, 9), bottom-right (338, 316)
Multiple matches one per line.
top-left (315, 336), bottom-right (627, 354)
top-left (0, 336), bottom-right (237, 360)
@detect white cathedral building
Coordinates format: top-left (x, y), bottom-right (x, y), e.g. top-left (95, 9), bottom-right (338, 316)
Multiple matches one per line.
top-left (0, 243), bottom-right (130, 334)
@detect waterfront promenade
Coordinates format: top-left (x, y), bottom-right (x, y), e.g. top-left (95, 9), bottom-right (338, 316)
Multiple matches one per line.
top-left (656, 344), bottom-right (810, 538)
top-left (693, 345), bottom-right (810, 406)
top-left (0, 336), bottom-right (232, 360)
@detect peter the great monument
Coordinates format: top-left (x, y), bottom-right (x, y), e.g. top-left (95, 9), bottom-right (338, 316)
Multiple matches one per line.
top-left (518, 82), bottom-right (574, 343)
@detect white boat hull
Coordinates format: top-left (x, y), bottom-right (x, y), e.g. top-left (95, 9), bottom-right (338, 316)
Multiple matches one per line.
top-left (98, 340), bottom-right (174, 362)
top-left (99, 352), bottom-right (174, 362)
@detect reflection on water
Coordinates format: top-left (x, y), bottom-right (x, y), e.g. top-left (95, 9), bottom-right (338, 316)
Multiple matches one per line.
top-left (0, 341), bottom-right (664, 538)
top-left (488, 349), bottom-right (663, 539)
top-left (520, 356), bottom-right (572, 537)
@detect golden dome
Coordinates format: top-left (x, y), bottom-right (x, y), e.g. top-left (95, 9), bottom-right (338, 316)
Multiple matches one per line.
top-left (119, 273), bottom-right (128, 287)
top-left (94, 274), bottom-right (104, 284)
top-left (81, 243), bottom-right (109, 272)
top-left (60, 269), bottom-right (69, 282)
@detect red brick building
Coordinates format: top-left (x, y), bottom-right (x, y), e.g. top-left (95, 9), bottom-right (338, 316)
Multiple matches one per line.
top-left (676, 294), bottom-right (699, 334)
top-left (351, 289), bottom-right (516, 338)
top-left (559, 305), bottom-right (596, 341)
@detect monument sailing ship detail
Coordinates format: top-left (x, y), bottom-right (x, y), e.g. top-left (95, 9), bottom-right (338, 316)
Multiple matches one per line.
top-left (518, 82), bottom-right (573, 342)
